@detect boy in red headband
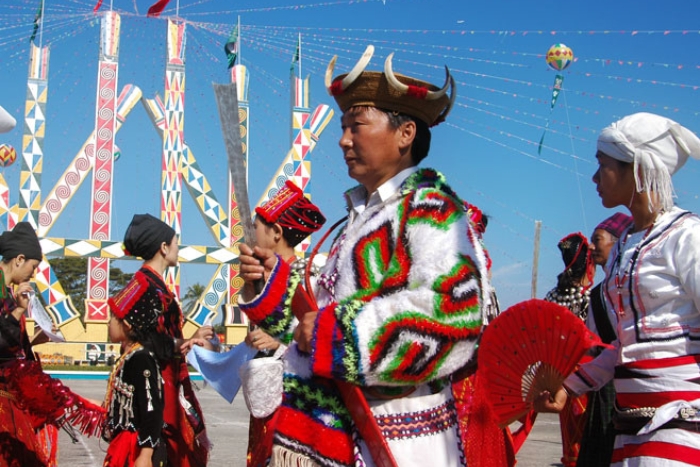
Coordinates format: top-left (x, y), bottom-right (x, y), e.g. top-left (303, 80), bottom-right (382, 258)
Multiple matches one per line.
top-left (243, 180), bottom-right (326, 467)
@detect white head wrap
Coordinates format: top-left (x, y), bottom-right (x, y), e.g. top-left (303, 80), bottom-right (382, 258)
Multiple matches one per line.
top-left (0, 105), bottom-right (16, 134)
top-left (597, 112), bottom-right (700, 211)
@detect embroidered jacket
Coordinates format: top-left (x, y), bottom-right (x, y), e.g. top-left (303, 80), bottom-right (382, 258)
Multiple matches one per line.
top-left (103, 346), bottom-right (164, 448)
top-left (240, 168), bottom-right (488, 466)
top-left (567, 207), bottom-right (700, 408)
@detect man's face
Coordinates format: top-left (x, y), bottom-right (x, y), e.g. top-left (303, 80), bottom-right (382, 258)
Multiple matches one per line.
top-left (253, 216), bottom-right (278, 251)
top-left (338, 107), bottom-right (409, 193)
top-left (590, 228), bottom-right (617, 266)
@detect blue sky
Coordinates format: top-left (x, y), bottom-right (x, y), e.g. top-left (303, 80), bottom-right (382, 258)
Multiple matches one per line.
top-left (1, 0), bottom-right (700, 312)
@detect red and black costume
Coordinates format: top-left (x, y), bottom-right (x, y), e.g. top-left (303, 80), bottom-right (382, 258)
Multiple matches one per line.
top-left (0, 270), bottom-right (103, 467)
top-left (111, 266), bottom-right (210, 467)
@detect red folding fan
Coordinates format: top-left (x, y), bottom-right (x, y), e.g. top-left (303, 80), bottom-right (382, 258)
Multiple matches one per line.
top-left (477, 298), bottom-right (605, 427)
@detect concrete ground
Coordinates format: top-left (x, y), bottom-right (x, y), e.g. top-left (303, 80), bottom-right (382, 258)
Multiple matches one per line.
top-left (57, 377), bottom-right (565, 467)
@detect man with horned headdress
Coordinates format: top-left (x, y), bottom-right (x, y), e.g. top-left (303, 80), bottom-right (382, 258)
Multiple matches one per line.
top-left (238, 46), bottom-right (490, 467)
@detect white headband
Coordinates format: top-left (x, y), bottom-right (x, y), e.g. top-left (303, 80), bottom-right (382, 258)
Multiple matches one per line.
top-left (597, 112), bottom-right (700, 211)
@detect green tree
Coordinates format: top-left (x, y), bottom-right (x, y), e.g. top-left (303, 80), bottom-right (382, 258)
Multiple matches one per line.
top-left (182, 282), bottom-right (206, 315)
top-left (48, 257), bottom-right (134, 318)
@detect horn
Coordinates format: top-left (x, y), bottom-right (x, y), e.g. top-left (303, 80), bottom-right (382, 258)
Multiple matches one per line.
top-left (384, 52), bottom-right (409, 94)
top-left (385, 53), bottom-right (450, 101)
top-left (325, 45), bottom-right (375, 96)
top-left (432, 75), bottom-right (457, 127)
top-left (425, 66), bottom-right (450, 100)
top-left (324, 55), bottom-right (339, 95)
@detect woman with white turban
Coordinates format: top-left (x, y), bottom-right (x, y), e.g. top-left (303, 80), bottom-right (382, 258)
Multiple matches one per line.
top-left (536, 112), bottom-right (700, 466)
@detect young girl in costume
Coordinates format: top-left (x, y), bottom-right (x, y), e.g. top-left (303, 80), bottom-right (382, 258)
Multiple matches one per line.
top-left (243, 180), bottom-right (326, 467)
top-left (544, 233), bottom-right (595, 467)
top-left (0, 222), bottom-right (103, 467)
top-left (118, 213), bottom-right (215, 467)
top-left (102, 276), bottom-right (174, 467)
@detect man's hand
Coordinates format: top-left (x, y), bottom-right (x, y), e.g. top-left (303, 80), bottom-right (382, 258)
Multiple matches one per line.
top-left (533, 386), bottom-right (568, 413)
top-left (293, 311), bottom-right (318, 353)
top-left (239, 244), bottom-right (277, 301)
top-left (180, 337), bottom-right (210, 355)
top-left (245, 328), bottom-right (280, 354)
top-left (15, 282), bottom-right (34, 308)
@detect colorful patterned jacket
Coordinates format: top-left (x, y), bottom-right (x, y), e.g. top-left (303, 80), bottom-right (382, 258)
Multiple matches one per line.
top-left (240, 168), bottom-right (488, 466)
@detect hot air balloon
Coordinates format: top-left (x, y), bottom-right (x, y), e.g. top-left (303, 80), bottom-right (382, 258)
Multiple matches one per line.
top-left (546, 43), bottom-right (574, 72)
top-left (539, 44), bottom-right (575, 154)
top-left (0, 144), bottom-right (16, 168)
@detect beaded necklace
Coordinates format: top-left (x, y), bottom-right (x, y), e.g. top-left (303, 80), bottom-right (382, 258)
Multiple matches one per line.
top-left (611, 223), bottom-right (654, 318)
top-left (546, 286), bottom-right (591, 320)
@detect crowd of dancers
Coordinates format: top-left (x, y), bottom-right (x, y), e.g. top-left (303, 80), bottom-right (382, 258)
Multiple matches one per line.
top-left (2, 44), bottom-right (700, 467)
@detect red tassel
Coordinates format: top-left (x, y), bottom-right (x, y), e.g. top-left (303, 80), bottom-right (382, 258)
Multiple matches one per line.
top-left (63, 395), bottom-right (107, 438)
top-left (147, 0), bottom-right (171, 17)
top-left (7, 359), bottom-right (106, 437)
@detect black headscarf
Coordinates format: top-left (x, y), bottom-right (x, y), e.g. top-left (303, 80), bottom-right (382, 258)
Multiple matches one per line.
top-left (123, 214), bottom-right (176, 260)
top-left (556, 232), bottom-right (593, 290)
top-left (0, 222), bottom-right (42, 261)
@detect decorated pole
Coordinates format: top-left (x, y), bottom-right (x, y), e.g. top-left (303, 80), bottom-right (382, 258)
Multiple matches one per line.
top-left (18, 41), bottom-right (50, 229)
top-left (35, 85), bottom-right (141, 339)
top-left (160, 18), bottom-right (186, 297)
top-left (289, 37), bottom-right (313, 255)
top-left (141, 93), bottom-right (233, 336)
top-left (85, 10), bottom-right (120, 330)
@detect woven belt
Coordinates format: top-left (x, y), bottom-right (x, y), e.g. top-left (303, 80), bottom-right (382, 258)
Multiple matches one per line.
top-left (0, 389), bottom-right (16, 401)
top-left (615, 405), bottom-right (699, 421)
top-left (614, 405), bottom-right (700, 434)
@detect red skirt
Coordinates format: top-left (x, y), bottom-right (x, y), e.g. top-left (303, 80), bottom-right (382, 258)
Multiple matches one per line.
top-left (161, 360), bottom-right (210, 467)
top-left (103, 431), bottom-right (167, 467)
top-left (0, 390), bottom-right (48, 467)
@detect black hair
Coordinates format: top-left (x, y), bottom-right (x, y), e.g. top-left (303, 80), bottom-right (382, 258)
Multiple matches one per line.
top-left (384, 110), bottom-right (432, 165)
top-left (258, 216), bottom-right (306, 248)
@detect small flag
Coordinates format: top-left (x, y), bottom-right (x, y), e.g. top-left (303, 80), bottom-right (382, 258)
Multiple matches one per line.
top-left (147, 0), bottom-right (171, 17)
top-left (29, 2), bottom-right (43, 43)
top-left (93, 0), bottom-right (103, 13)
top-left (549, 74), bottom-right (564, 110)
top-left (538, 74), bottom-right (564, 154)
top-left (224, 26), bottom-right (238, 69)
top-left (290, 40), bottom-right (300, 74)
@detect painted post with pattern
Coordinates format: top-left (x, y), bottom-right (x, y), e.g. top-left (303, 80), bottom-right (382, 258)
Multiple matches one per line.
top-left (290, 74), bottom-right (313, 255)
top-left (19, 42), bottom-right (50, 229)
top-left (86, 11), bottom-right (120, 327)
top-left (160, 19), bottom-right (186, 298)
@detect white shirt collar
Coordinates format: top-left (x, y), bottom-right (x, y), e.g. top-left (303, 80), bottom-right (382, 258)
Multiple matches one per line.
top-left (347, 166), bottom-right (419, 216)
